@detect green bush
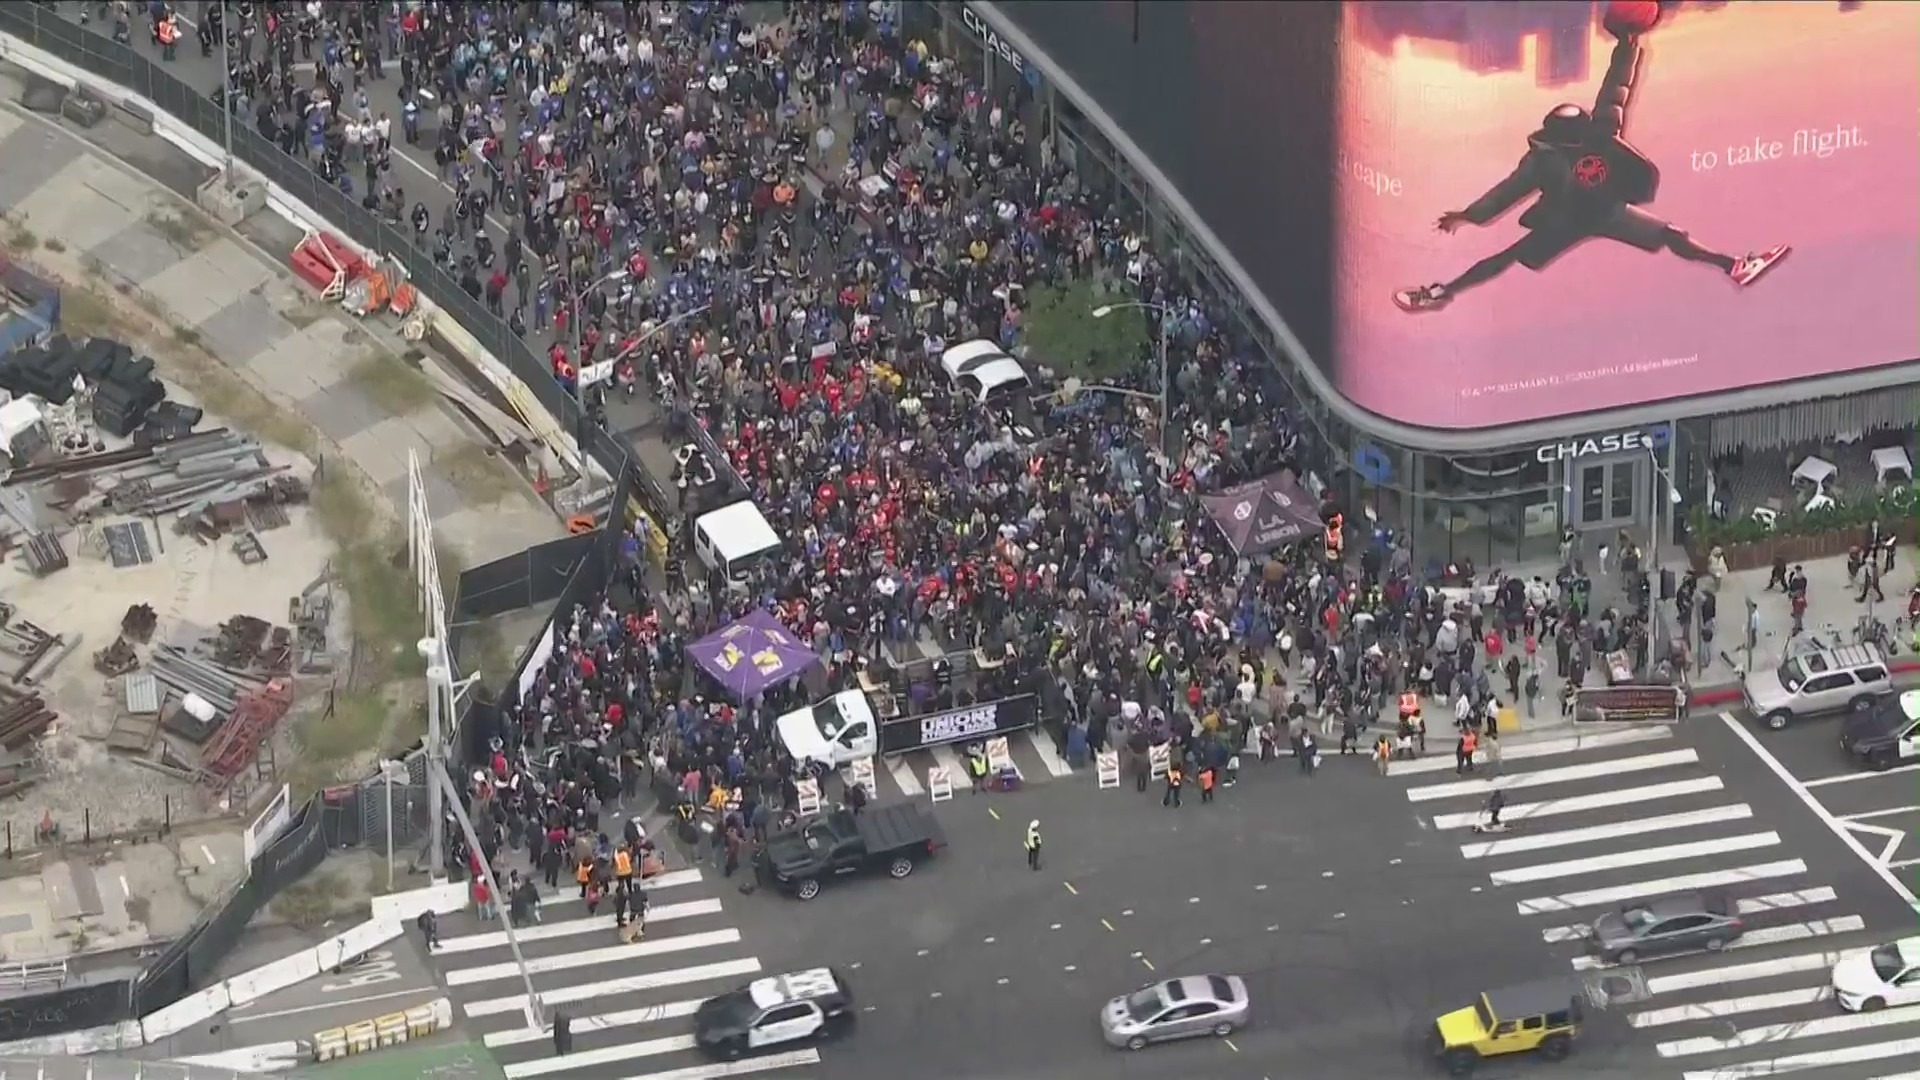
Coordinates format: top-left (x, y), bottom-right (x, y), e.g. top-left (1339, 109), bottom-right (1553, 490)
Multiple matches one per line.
top-left (1019, 280), bottom-right (1152, 383)
top-left (1689, 488), bottom-right (1914, 549)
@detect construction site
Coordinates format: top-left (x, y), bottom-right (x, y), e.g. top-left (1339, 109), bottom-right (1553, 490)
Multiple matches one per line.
top-left (0, 332), bottom-right (340, 858)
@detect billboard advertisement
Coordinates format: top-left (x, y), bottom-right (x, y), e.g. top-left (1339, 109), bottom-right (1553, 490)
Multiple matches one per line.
top-left (990, 1), bottom-right (1920, 430)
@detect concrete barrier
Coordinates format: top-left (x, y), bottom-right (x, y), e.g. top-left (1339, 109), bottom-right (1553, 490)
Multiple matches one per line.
top-left (139, 918), bottom-right (401, 1043)
top-left (367, 879), bottom-right (467, 926)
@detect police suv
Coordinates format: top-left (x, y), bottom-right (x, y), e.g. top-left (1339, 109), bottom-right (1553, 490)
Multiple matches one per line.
top-left (694, 968), bottom-right (856, 1059)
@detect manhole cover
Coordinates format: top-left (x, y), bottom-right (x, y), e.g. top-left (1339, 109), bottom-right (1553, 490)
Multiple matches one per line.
top-left (1584, 968), bottom-right (1650, 1008)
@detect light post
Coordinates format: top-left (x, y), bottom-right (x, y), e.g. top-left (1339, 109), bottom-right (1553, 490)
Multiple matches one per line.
top-left (219, 0), bottom-right (235, 189)
top-left (380, 759), bottom-right (406, 892)
top-left (585, 302), bottom-right (715, 389)
top-left (567, 268), bottom-right (630, 459)
top-left (1644, 437), bottom-right (1682, 669)
top-left (1091, 301), bottom-right (1171, 456)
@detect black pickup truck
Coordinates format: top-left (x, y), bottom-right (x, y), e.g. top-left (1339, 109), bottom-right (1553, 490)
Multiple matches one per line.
top-left (758, 805), bottom-right (947, 901)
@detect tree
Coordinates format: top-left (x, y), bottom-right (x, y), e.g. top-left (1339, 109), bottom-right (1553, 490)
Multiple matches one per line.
top-left (1019, 280), bottom-right (1152, 384)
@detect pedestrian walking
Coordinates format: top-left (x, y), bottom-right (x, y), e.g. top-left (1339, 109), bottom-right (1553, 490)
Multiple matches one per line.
top-left (416, 909), bottom-right (439, 951)
top-left (1198, 764), bottom-right (1217, 804)
top-left (1163, 761), bottom-right (1185, 808)
top-left (1485, 726), bottom-right (1504, 775)
top-left (1339, 715), bottom-right (1360, 755)
top-left (1373, 735), bottom-right (1392, 776)
top-left (1298, 731), bottom-right (1318, 776)
top-left (1024, 820), bottom-right (1043, 871)
top-left (1455, 728), bottom-right (1478, 775)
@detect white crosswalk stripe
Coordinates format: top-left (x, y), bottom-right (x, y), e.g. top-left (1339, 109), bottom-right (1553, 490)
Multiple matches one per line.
top-left (423, 866), bottom-right (826, 1080)
top-left (843, 730), bottom-right (1078, 803)
top-left (1400, 726), bottom-right (1909, 1079)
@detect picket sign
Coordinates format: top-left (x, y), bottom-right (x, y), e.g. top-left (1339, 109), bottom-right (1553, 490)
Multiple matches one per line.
top-left (845, 757), bottom-right (876, 795)
top-left (927, 766), bottom-right (953, 803)
top-left (985, 736), bottom-right (1018, 777)
top-left (795, 778), bottom-right (821, 815)
top-left (1148, 743), bottom-right (1170, 779)
top-left (1095, 751), bottom-right (1120, 790)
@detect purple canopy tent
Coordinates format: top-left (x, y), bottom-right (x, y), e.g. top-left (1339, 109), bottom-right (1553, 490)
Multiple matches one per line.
top-left (688, 610), bottom-right (822, 698)
top-left (1200, 471), bottom-right (1324, 557)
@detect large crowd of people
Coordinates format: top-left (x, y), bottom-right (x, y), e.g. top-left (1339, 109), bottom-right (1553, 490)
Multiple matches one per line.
top-left (142, 2), bottom-right (1688, 872)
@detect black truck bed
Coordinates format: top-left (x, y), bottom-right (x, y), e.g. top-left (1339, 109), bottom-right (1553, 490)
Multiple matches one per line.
top-left (855, 803), bottom-right (945, 853)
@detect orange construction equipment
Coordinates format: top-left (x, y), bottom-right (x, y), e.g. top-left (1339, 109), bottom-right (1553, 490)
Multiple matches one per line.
top-left (566, 514), bottom-right (597, 535)
top-left (289, 230), bottom-right (365, 298)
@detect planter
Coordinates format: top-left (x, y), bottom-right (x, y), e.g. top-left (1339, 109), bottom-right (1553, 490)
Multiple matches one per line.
top-left (1690, 519), bottom-right (1918, 573)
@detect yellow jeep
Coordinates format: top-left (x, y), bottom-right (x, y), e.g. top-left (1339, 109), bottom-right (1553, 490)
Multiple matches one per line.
top-left (1430, 979), bottom-right (1584, 1075)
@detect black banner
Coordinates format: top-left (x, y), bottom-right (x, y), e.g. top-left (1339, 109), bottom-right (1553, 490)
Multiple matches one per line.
top-left (0, 980), bottom-right (133, 1042)
top-left (252, 795), bottom-right (329, 897)
top-left (879, 695), bottom-right (1038, 755)
top-left (132, 925), bottom-right (197, 1016)
top-left (186, 875), bottom-right (262, 992)
top-left (1575, 685), bottom-right (1686, 724)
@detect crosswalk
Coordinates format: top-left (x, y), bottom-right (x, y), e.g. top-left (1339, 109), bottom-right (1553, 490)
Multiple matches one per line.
top-left (863, 730), bottom-right (1077, 800)
top-left (423, 867), bottom-right (824, 1080)
top-left (1401, 726), bottom-right (1920, 1080)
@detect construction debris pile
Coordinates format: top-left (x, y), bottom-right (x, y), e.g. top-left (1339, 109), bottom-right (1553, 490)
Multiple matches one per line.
top-left (0, 602), bottom-right (71, 777)
top-left (1, 335), bottom-right (310, 574)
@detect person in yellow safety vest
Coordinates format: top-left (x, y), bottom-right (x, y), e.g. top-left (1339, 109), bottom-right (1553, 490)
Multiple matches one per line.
top-left (1399, 690), bottom-right (1420, 719)
top-left (965, 742), bottom-right (990, 793)
top-left (1023, 820), bottom-right (1042, 871)
top-left (614, 844), bottom-right (634, 895)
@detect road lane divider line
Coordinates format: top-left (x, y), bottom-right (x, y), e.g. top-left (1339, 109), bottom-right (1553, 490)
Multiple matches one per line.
top-left (436, 899), bottom-right (723, 954)
top-left (1514, 860), bottom-right (1808, 916)
top-left (1430, 778), bottom-right (1724, 830)
top-left (1542, 887), bottom-right (1839, 943)
top-left (484, 997), bottom-right (705, 1048)
top-left (1462, 805), bottom-right (1754, 859)
top-left (1490, 833), bottom-right (1780, 886)
top-left (1571, 915), bottom-right (1866, 971)
top-left (1661, 1004), bottom-right (1920, 1059)
top-left (1805, 761), bottom-right (1920, 787)
top-left (1643, 945), bottom-right (1867, 995)
top-left (1389, 727), bottom-right (1672, 776)
top-left (1629, 986), bottom-right (1833, 1028)
top-left (617, 1048), bottom-right (822, 1080)
top-left (462, 958), bottom-right (764, 1018)
top-left (1406, 749), bottom-right (1698, 803)
top-left (1840, 806), bottom-right (1920, 822)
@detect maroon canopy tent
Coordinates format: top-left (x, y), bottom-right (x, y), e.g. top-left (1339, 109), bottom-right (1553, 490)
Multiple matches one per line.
top-left (1200, 472), bottom-right (1323, 557)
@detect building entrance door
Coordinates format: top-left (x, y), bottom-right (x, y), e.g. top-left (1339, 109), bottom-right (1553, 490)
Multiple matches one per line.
top-left (1570, 458), bottom-right (1643, 531)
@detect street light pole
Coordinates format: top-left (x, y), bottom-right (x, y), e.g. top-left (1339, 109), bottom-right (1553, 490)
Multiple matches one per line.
top-left (1090, 301), bottom-right (1171, 457)
top-left (381, 760), bottom-right (401, 891)
top-left (219, 0), bottom-right (235, 189)
top-left (422, 638), bottom-right (446, 880)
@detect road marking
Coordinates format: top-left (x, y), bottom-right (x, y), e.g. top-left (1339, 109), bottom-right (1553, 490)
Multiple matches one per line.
top-left (484, 998), bottom-right (704, 1048)
top-left (1891, 858), bottom-right (1920, 870)
top-left (987, 807), bottom-right (1000, 821)
top-left (1492, 833), bottom-right (1780, 886)
top-left (1805, 761), bottom-right (1920, 787)
top-left (1462, 805), bottom-right (1754, 858)
top-left (464, 958), bottom-right (763, 1018)
top-left (615, 1049), bottom-right (821, 1080)
top-left (1571, 915), bottom-right (1865, 971)
top-left (447, 930), bottom-right (741, 987)
top-left (1224, 1037), bottom-right (1240, 1052)
top-left (1140, 957), bottom-right (1155, 972)
top-left (1405, 749), bottom-right (1698, 802)
top-left (1389, 727), bottom-right (1672, 775)
top-left (1515, 859), bottom-right (1807, 916)
top-left (119, 875), bottom-right (130, 896)
top-left (1431, 777), bottom-right (1723, 829)
top-left (882, 755), bottom-right (924, 797)
top-left (1841, 806), bottom-right (1920, 822)
top-left (1845, 820), bottom-right (1907, 866)
top-left (1663, 1005), bottom-right (1920, 1059)
top-left (927, 745), bottom-right (968, 790)
top-left (1063, 882), bottom-right (1078, 895)
top-left (200, 844), bottom-right (217, 864)
top-left (1630, 986), bottom-right (1834, 1028)
top-left (541, 869), bottom-right (703, 909)
top-left (1644, 945), bottom-right (1866, 995)
top-left (1719, 714), bottom-right (1920, 911)
top-left (1101, 918), bottom-right (1116, 932)
top-left (229, 987), bottom-right (438, 1025)
top-left (505, 1033), bottom-right (697, 1077)
top-left (436, 899), bottom-right (723, 953)
top-left (1024, 730), bottom-right (1075, 778)
top-left (1542, 888), bottom-right (1839, 942)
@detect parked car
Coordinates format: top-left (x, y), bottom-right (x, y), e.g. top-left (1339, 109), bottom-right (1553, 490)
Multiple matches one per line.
top-left (1833, 937), bottom-right (1920, 1012)
top-left (1588, 890), bottom-right (1744, 965)
top-left (756, 805), bottom-right (946, 901)
top-left (1744, 642), bottom-right (1890, 730)
top-left (1100, 974), bottom-right (1249, 1051)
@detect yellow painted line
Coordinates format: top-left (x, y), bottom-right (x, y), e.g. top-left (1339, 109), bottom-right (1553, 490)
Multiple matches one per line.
top-left (1101, 918), bottom-right (1116, 932)
top-left (1140, 957), bottom-right (1156, 972)
top-left (1063, 882), bottom-right (1078, 896)
top-left (988, 807), bottom-right (1001, 821)
top-left (1224, 1038), bottom-right (1240, 1053)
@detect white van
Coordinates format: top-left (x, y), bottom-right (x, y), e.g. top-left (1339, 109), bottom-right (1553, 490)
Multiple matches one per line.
top-left (939, 339), bottom-right (1032, 404)
top-left (776, 690), bottom-right (879, 768)
top-left (692, 500), bottom-right (783, 588)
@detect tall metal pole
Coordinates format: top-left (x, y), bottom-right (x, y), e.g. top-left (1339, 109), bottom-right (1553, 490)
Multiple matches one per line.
top-left (422, 637), bottom-right (446, 880)
top-left (383, 762), bottom-right (396, 891)
top-left (219, 0), bottom-right (235, 188)
top-left (430, 758), bottom-right (546, 1031)
top-left (1156, 308), bottom-right (1171, 458)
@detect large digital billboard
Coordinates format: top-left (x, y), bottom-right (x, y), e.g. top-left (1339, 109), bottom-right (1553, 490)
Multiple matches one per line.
top-left (989, 1), bottom-right (1920, 431)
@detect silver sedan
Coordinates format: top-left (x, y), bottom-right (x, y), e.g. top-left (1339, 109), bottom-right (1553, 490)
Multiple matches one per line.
top-left (1100, 974), bottom-right (1250, 1050)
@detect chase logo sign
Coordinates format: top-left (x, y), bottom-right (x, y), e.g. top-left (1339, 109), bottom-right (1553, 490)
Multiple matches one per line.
top-left (1535, 425), bottom-right (1671, 464)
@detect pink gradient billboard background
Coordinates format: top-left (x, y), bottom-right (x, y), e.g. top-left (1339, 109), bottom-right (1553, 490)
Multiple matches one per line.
top-left (1333, 0), bottom-right (1920, 429)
